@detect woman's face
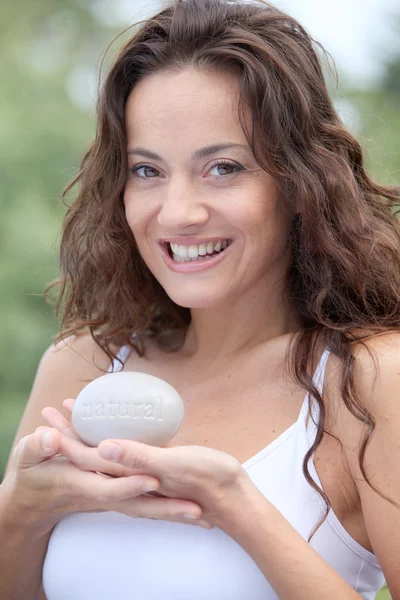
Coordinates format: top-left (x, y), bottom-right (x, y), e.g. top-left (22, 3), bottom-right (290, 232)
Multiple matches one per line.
top-left (123, 67), bottom-right (293, 309)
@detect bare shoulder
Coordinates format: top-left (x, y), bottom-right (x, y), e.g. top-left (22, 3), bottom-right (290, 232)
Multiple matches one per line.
top-left (331, 331), bottom-right (400, 594)
top-left (44, 332), bottom-right (120, 379)
top-left (34, 332), bottom-right (121, 400)
top-left (321, 330), bottom-right (400, 435)
top-left (3, 332), bottom-right (120, 476)
top-left (351, 330), bottom-right (400, 409)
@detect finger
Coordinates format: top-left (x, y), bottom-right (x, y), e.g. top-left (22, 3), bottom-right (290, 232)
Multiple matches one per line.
top-left (104, 492), bottom-right (207, 523)
top-left (97, 439), bottom-right (164, 475)
top-left (14, 428), bottom-right (61, 469)
top-left (41, 406), bottom-right (80, 440)
top-left (62, 398), bottom-right (75, 413)
top-left (66, 469), bottom-right (160, 505)
top-left (41, 406), bottom-right (72, 430)
top-left (59, 435), bottom-right (139, 478)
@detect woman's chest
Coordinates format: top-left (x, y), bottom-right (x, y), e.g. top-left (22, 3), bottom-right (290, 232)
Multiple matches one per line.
top-left (127, 346), bottom-right (369, 552)
top-left (166, 377), bottom-right (362, 539)
top-left (130, 347), bottom-right (306, 464)
top-left (162, 376), bottom-right (306, 465)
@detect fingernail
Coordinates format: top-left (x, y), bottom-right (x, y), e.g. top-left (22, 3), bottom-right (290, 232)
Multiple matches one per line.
top-left (142, 485), bottom-right (159, 493)
top-left (197, 520), bottom-right (213, 529)
top-left (42, 431), bottom-right (53, 451)
top-left (98, 443), bottom-right (122, 461)
top-left (182, 513), bottom-right (200, 519)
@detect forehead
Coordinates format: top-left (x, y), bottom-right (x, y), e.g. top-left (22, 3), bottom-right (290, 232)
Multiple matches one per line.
top-left (124, 67), bottom-right (248, 145)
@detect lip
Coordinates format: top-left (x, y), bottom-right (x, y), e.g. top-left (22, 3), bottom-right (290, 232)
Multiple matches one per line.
top-left (159, 240), bottom-right (234, 273)
top-left (158, 237), bottom-right (231, 245)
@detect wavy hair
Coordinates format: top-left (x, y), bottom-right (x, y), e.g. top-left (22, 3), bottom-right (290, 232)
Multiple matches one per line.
top-left (45, 0), bottom-right (400, 538)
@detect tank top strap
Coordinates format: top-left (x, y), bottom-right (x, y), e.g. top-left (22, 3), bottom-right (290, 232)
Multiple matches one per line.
top-left (107, 345), bottom-right (129, 373)
top-left (298, 347), bottom-right (331, 436)
top-left (107, 330), bottom-right (153, 373)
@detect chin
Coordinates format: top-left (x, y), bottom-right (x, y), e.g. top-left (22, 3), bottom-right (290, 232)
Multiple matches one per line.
top-left (164, 287), bottom-right (225, 310)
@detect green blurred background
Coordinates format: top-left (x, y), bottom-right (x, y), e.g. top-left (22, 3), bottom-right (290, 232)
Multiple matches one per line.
top-left (0, 2), bottom-right (398, 598)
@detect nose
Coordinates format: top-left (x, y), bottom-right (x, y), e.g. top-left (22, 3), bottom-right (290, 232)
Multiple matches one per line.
top-left (157, 177), bottom-right (209, 230)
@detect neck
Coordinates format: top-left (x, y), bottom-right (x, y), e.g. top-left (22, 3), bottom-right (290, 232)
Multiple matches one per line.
top-left (180, 278), bottom-right (301, 368)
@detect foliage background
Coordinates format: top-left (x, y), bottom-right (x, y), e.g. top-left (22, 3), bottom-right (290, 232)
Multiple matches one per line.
top-left (0, 2), bottom-right (398, 598)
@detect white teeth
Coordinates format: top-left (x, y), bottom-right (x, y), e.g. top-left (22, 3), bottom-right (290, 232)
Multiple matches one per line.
top-left (168, 239), bottom-right (231, 261)
top-left (178, 245), bottom-right (188, 258)
top-left (188, 245), bottom-right (199, 258)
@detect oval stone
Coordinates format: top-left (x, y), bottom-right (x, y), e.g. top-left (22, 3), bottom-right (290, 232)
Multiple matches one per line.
top-left (71, 371), bottom-right (185, 447)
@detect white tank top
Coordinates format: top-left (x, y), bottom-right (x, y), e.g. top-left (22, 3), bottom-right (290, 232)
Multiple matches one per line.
top-left (42, 344), bottom-right (384, 599)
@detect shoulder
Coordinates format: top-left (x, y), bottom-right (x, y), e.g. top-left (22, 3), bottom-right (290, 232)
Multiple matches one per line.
top-left (322, 330), bottom-right (400, 434)
top-left (346, 330), bottom-right (400, 465)
top-left (351, 331), bottom-right (400, 411)
top-left (44, 332), bottom-right (121, 378)
top-left (331, 331), bottom-right (400, 438)
top-left (3, 332), bottom-right (122, 476)
top-left (34, 331), bottom-right (123, 413)
top-left (323, 331), bottom-right (400, 593)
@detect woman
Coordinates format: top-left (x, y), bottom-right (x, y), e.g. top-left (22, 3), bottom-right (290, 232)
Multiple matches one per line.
top-left (1, 0), bottom-right (399, 598)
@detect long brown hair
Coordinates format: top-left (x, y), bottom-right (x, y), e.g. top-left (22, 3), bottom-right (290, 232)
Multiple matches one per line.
top-left (45, 0), bottom-right (400, 538)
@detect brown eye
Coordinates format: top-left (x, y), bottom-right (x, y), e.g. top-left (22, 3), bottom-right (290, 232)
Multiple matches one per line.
top-left (129, 165), bottom-right (160, 178)
top-left (208, 160), bottom-right (244, 177)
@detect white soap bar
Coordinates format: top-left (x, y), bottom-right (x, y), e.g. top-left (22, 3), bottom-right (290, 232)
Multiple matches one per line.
top-left (71, 371), bottom-right (184, 447)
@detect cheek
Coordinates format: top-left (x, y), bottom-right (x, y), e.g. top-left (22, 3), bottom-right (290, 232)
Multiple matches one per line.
top-left (123, 196), bottom-right (160, 265)
top-left (246, 195), bottom-right (290, 252)
top-left (123, 193), bottom-right (152, 233)
top-left (240, 194), bottom-right (276, 231)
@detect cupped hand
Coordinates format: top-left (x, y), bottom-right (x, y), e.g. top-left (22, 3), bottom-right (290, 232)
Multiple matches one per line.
top-left (42, 399), bottom-right (253, 532)
top-left (0, 401), bottom-right (217, 535)
top-left (41, 401), bottom-right (136, 479)
top-left (3, 426), bottom-right (162, 532)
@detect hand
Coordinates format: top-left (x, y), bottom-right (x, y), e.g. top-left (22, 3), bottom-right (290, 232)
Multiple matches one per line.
top-left (1, 424), bottom-right (163, 534)
top-left (42, 399), bottom-right (254, 532)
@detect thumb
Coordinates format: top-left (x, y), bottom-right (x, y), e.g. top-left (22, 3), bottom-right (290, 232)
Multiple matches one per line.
top-left (14, 427), bottom-right (61, 469)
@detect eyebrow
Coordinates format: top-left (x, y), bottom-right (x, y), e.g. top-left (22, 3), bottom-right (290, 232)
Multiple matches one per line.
top-left (127, 143), bottom-right (252, 161)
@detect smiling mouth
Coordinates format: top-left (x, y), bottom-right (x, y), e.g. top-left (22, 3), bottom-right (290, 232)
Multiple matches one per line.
top-left (162, 240), bottom-right (232, 262)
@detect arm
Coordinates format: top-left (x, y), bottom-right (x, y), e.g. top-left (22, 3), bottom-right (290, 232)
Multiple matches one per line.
top-left (222, 482), bottom-right (363, 599)
top-left (223, 332), bottom-right (400, 600)
top-left (0, 483), bottom-right (53, 600)
top-left (37, 585), bottom-right (47, 600)
top-left (0, 332), bottom-right (115, 600)
top-left (340, 333), bottom-right (400, 599)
